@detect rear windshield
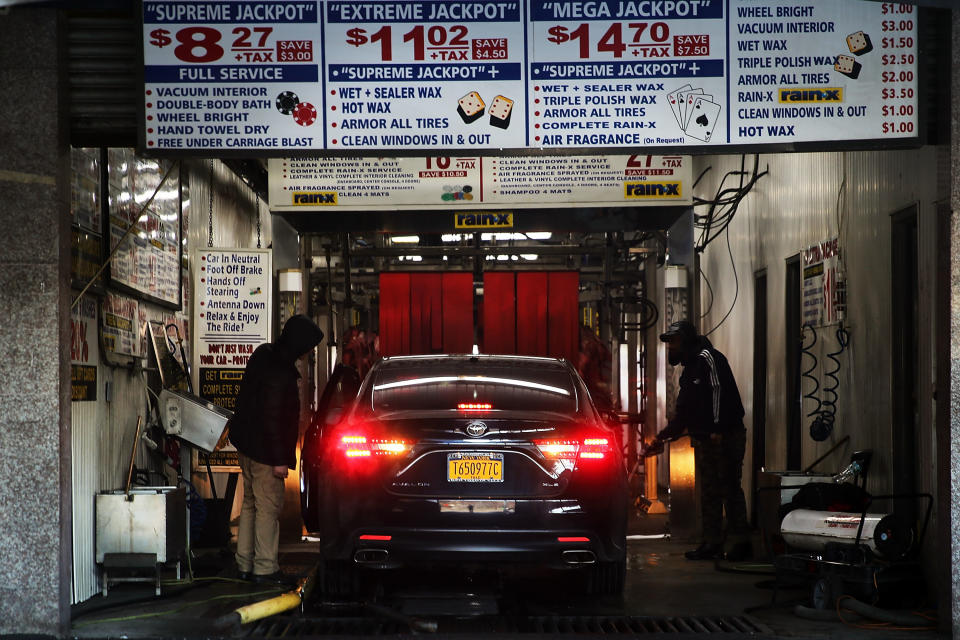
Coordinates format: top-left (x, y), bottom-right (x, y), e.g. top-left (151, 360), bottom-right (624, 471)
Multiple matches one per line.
top-left (368, 362), bottom-right (578, 414)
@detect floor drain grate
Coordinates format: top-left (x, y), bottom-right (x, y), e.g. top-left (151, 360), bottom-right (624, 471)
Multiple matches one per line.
top-left (244, 614), bottom-right (773, 636)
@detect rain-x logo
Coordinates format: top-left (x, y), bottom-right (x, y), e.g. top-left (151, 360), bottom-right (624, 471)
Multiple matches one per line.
top-left (624, 182), bottom-right (681, 198)
top-left (455, 212), bottom-right (513, 229)
top-left (293, 192), bottom-right (337, 205)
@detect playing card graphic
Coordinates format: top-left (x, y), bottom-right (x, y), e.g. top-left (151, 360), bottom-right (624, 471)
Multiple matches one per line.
top-left (676, 88), bottom-right (703, 129)
top-left (686, 97), bottom-right (721, 142)
top-left (684, 93), bottom-right (713, 131)
top-left (664, 84), bottom-right (723, 142)
top-left (666, 84), bottom-right (692, 128)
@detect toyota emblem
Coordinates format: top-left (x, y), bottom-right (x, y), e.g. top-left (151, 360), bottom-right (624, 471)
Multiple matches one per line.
top-left (465, 421), bottom-right (488, 437)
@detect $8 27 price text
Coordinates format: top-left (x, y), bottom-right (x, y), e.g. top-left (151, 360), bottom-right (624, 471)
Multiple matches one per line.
top-left (149, 26), bottom-right (314, 63)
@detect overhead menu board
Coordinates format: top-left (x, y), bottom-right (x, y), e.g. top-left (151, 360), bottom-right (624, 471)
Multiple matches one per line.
top-left (268, 154), bottom-right (692, 210)
top-left (142, 0), bottom-right (919, 154)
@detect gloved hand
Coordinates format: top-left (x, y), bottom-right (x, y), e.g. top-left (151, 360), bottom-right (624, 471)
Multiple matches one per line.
top-left (643, 437), bottom-right (664, 457)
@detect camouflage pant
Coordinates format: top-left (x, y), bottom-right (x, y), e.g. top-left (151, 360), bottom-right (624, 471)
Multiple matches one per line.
top-left (693, 426), bottom-right (749, 545)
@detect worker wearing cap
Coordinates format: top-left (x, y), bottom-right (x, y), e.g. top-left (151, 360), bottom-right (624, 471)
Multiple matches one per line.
top-left (647, 320), bottom-right (750, 561)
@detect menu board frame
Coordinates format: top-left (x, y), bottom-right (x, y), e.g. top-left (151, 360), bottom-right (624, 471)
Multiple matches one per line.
top-left (140, 0), bottom-right (924, 157)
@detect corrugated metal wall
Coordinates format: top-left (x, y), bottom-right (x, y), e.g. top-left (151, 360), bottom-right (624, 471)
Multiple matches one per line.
top-left (693, 147), bottom-right (942, 566)
top-left (70, 157), bottom-right (270, 603)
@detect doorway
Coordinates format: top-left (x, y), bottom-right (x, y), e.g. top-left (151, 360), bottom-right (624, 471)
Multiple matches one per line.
top-left (891, 205), bottom-right (918, 520)
top-left (752, 269), bottom-right (767, 524)
top-left (785, 255), bottom-right (802, 470)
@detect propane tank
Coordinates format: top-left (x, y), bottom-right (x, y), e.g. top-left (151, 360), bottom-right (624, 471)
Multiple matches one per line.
top-left (780, 509), bottom-right (914, 559)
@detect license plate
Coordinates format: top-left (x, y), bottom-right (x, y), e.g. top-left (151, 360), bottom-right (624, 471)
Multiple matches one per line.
top-left (447, 452), bottom-right (503, 483)
top-left (439, 500), bottom-right (515, 513)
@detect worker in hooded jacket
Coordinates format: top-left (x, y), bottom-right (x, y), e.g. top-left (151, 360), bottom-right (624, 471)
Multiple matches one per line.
top-left (646, 320), bottom-right (751, 561)
top-left (229, 314), bottom-right (324, 584)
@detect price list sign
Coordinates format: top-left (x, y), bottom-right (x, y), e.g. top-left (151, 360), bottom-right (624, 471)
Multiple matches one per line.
top-left (528, 1), bottom-right (726, 148)
top-left (728, 1), bottom-right (918, 144)
top-left (143, 1), bottom-right (322, 151)
top-left (324, 1), bottom-right (525, 150)
top-left (142, 0), bottom-right (919, 153)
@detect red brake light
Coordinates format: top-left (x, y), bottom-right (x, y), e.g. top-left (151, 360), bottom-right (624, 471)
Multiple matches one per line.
top-left (534, 440), bottom-right (580, 461)
top-left (535, 436), bottom-right (612, 462)
top-left (581, 437), bottom-right (611, 460)
top-left (457, 403), bottom-right (492, 412)
top-left (337, 432), bottom-right (410, 459)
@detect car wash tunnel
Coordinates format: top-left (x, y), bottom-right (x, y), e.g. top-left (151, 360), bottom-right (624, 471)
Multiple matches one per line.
top-left (3, 1), bottom-right (960, 638)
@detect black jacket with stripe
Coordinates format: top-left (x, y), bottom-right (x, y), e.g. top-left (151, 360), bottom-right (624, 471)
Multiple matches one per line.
top-left (660, 338), bottom-right (745, 441)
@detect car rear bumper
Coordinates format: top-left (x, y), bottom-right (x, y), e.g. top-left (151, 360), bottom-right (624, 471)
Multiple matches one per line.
top-left (336, 527), bottom-right (623, 569)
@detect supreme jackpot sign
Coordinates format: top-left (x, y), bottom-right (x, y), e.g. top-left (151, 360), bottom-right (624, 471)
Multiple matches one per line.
top-left (142, 0), bottom-right (919, 154)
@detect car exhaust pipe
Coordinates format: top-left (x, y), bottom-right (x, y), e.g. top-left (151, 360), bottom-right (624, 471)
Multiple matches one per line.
top-left (354, 548), bottom-right (390, 564)
top-left (562, 550), bottom-right (596, 565)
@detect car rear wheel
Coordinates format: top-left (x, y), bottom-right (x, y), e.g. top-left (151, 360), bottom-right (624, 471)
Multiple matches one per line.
top-left (586, 558), bottom-right (626, 596)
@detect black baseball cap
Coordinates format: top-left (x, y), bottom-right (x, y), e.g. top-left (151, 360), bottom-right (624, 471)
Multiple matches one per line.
top-left (659, 320), bottom-right (698, 343)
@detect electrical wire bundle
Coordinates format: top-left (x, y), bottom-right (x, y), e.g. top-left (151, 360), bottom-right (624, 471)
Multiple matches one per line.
top-left (692, 154), bottom-right (768, 253)
top-left (693, 155), bottom-right (768, 336)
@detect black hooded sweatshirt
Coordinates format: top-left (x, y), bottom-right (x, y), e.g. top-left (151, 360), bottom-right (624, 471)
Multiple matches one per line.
top-left (659, 336), bottom-right (745, 441)
top-left (229, 314), bottom-right (324, 467)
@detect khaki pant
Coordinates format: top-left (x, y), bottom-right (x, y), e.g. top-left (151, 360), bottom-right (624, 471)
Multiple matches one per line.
top-left (235, 453), bottom-right (285, 575)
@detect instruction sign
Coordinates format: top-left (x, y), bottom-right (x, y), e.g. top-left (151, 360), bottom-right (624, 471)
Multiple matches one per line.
top-left (142, 0), bottom-right (918, 153)
top-left (193, 249), bottom-right (273, 410)
top-left (269, 154), bottom-right (691, 210)
top-left (802, 237), bottom-right (841, 328)
top-left (101, 293), bottom-right (140, 358)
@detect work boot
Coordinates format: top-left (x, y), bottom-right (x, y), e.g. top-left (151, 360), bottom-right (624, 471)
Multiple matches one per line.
top-left (684, 542), bottom-right (724, 560)
top-left (725, 541), bottom-right (753, 562)
top-left (252, 570), bottom-right (298, 587)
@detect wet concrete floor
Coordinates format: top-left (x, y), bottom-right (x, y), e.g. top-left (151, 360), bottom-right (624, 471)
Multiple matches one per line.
top-left (69, 533), bottom-right (943, 639)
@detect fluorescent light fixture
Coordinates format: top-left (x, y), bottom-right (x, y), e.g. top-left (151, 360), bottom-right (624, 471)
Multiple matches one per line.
top-left (527, 232), bottom-right (552, 240)
top-left (619, 343), bottom-right (629, 412)
top-left (391, 235), bottom-right (420, 243)
top-left (374, 375), bottom-right (570, 395)
top-left (520, 254), bottom-right (538, 260)
top-left (442, 233), bottom-right (463, 242)
top-left (497, 254), bottom-right (509, 261)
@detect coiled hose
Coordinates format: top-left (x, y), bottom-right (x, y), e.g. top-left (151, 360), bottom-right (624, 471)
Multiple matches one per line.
top-left (800, 324), bottom-right (821, 417)
top-left (819, 325), bottom-right (850, 424)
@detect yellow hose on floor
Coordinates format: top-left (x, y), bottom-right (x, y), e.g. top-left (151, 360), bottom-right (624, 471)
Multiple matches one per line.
top-left (234, 591), bottom-right (301, 623)
top-left (215, 569), bottom-right (316, 629)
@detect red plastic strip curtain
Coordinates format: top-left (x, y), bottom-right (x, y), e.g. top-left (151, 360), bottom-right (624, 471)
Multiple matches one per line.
top-left (379, 273), bottom-right (410, 357)
top-left (516, 272), bottom-right (549, 357)
top-left (410, 273), bottom-right (442, 354)
top-left (482, 272), bottom-right (516, 355)
top-left (442, 273), bottom-right (474, 354)
top-left (548, 271), bottom-right (580, 364)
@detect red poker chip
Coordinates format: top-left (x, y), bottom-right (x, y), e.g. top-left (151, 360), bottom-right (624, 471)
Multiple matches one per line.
top-left (293, 102), bottom-right (317, 127)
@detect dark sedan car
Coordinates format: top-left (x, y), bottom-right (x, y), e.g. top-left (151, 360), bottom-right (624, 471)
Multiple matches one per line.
top-left (300, 354), bottom-right (627, 596)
